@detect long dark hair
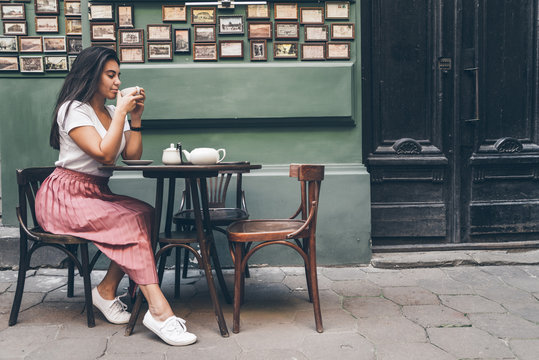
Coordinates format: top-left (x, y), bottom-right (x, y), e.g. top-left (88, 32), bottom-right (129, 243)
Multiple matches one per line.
top-left (49, 47), bottom-right (120, 149)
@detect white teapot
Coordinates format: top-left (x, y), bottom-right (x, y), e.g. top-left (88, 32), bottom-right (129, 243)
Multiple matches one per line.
top-left (162, 143), bottom-right (182, 165)
top-left (182, 148), bottom-right (226, 165)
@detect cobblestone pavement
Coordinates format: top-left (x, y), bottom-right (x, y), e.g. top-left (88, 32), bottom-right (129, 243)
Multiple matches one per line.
top-left (1, 261), bottom-right (538, 360)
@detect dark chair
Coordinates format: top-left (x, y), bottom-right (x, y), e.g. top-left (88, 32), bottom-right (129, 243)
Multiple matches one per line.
top-left (227, 164), bottom-right (324, 333)
top-left (9, 167), bottom-right (102, 328)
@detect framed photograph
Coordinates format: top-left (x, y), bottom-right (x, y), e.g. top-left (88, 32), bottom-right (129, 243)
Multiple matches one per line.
top-left (19, 36), bottom-right (42, 52)
top-left (0, 56), bottom-right (19, 71)
top-left (247, 21), bottom-right (272, 39)
top-left (64, 1), bottom-right (81, 17)
top-left (44, 55), bottom-right (68, 71)
top-left (35, 16), bottom-right (58, 33)
top-left (90, 4), bottom-right (114, 21)
top-left (193, 43), bottom-right (217, 61)
top-left (1, 4), bottom-right (25, 20)
top-left (326, 42), bottom-right (351, 59)
top-left (148, 42), bottom-right (172, 61)
top-left (331, 23), bottom-right (355, 40)
top-left (147, 24), bottom-right (171, 42)
top-left (250, 40), bottom-right (267, 61)
top-left (194, 25), bottom-right (216, 43)
top-left (274, 3), bottom-right (297, 20)
top-left (300, 7), bottom-right (324, 24)
top-left (325, 1), bottom-right (350, 20)
top-left (119, 46), bottom-right (144, 63)
top-left (91, 42), bottom-right (116, 51)
top-left (274, 42), bottom-right (298, 59)
top-left (119, 29), bottom-right (143, 46)
top-left (67, 36), bottom-right (82, 54)
top-left (117, 5), bottom-right (134, 28)
top-left (305, 25), bottom-right (328, 42)
top-left (35, 0), bottom-right (59, 15)
top-left (68, 55), bottom-right (77, 70)
top-left (274, 22), bottom-right (299, 39)
top-left (0, 36), bottom-right (18, 52)
top-left (191, 7), bottom-right (216, 25)
top-left (218, 16), bottom-right (244, 35)
top-left (19, 56), bottom-right (44, 73)
top-left (3, 21), bottom-right (27, 36)
top-left (246, 4), bottom-right (269, 19)
top-left (174, 28), bottom-right (190, 53)
top-left (90, 23), bottom-right (116, 42)
top-left (65, 18), bottom-right (82, 35)
top-left (301, 43), bottom-right (325, 60)
top-left (162, 5), bottom-right (186, 22)
top-left (43, 36), bottom-right (66, 52)
top-left (219, 40), bottom-right (243, 58)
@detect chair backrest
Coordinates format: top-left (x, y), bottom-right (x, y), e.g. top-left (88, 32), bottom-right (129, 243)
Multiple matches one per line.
top-left (16, 167), bottom-right (55, 229)
top-left (183, 170), bottom-right (247, 210)
top-left (289, 164), bottom-right (324, 223)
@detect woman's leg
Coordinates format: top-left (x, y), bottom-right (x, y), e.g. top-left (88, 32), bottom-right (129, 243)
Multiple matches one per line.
top-left (139, 284), bottom-right (174, 321)
top-left (96, 261), bottom-right (125, 300)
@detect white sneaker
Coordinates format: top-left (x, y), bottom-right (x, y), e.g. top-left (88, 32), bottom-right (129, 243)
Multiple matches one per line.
top-left (91, 287), bottom-right (131, 324)
top-left (143, 310), bottom-right (197, 346)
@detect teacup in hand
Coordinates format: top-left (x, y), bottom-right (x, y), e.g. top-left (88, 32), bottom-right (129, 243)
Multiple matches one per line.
top-left (120, 86), bottom-right (141, 97)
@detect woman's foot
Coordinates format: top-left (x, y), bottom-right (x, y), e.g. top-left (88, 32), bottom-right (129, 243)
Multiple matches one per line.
top-left (92, 287), bottom-right (131, 324)
top-left (143, 310), bottom-right (197, 346)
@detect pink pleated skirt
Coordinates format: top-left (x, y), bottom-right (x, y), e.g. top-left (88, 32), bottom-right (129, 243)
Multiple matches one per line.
top-left (35, 167), bottom-right (158, 285)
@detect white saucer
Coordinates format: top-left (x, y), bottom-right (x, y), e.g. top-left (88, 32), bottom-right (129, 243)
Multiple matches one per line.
top-left (122, 160), bottom-right (153, 166)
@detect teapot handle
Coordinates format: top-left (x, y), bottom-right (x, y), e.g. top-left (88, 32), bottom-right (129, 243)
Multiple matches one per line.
top-left (217, 149), bottom-right (226, 163)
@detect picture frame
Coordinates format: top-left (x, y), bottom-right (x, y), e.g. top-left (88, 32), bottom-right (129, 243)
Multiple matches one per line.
top-left (250, 40), bottom-right (267, 61)
top-left (304, 25), bottom-right (328, 42)
top-left (68, 55), bottom-right (77, 70)
top-left (147, 42), bottom-right (173, 61)
top-left (331, 23), bottom-right (355, 40)
top-left (274, 22), bottom-right (299, 40)
top-left (119, 29), bottom-right (144, 46)
top-left (325, 1), bottom-right (350, 20)
top-left (35, 16), bottom-right (58, 33)
top-left (274, 41), bottom-right (298, 59)
top-left (44, 55), bottom-right (68, 71)
top-left (0, 56), bottom-right (19, 71)
top-left (19, 36), bottom-right (43, 53)
top-left (66, 36), bottom-right (82, 54)
top-left (147, 24), bottom-right (171, 42)
top-left (218, 15), bottom-right (244, 35)
top-left (117, 5), bottom-right (134, 28)
top-left (194, 25), bottom-right (216, 43)
top-left (90, 23), bottom-right (116, 42)
top-left (65, 18), bottom-right (82, 36)
top-left (162, 5), bottom-right (186, 22)
top-left (19, 55), bottom-right (44, 73)
top-left (301, 43), bottom-right (325, 60)
top-left (43, 36), bottom-right (66, 52)
top-left (119, 46), bottom-right (144, 63)
top-left (174, 28), bottom-right (190, 53)
top-left (247, 4), bottom-right (269, 19)
top-left (300, 7), bottom-right (324, 25)
top-left (92, 42), bottom-right (116, 51)
top-left (90, 4), bottom-right (114, 21)
top-left (0, 36), bottom-right (18, 52)
top-left (274, 3), bottom-right (298, 20)
top-left (3, 21), bottom-right (27, 36)
top-left (64, 1), bottom-right (81, 17)
top-left (35, 0), bottom-right (59, 15)
top-left (191, 7), bottom-right (216, 25)
top-left (247, 21), bottom-right (272, 39)
top-left (1, 4), bottom-right (25, 20)
top-left (193, 43), bottom-right (217, 61)
top-left (326, 42), bottom-right (351, 60)
top-left (219, 40), bottom-right (243, 58)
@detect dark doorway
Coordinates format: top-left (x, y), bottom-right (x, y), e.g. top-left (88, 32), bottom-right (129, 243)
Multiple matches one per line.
top-left (361, 0), bottom-right (539, 246)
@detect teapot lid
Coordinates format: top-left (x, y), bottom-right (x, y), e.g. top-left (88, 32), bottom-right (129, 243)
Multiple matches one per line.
top-left (164, 143), bottom-right (177, 151)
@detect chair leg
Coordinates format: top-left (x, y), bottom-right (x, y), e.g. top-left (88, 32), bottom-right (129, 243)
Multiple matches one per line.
top-left (8, 237), bottom-right (28, 326)
top-left (307, 239), bottom-right (323, 333)
top-left (174, 247), bottom-right (182, 299)
top-left (67, 244), bottom-right (76, 298)
top-left (209, 238), bottom-right (232, 304)
top-left (232, 242), bottom-right (244, 333)
top-left (157, 246), bottom-right (168, 286)
top-left (182, 246), bottom-right (190, 278)
top-left (80, 244), bottom-right (95, 328)
top-left (125, 289), bottom-right (144, 336)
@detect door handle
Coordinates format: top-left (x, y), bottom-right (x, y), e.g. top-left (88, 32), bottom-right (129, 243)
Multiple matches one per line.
top-left (463, 67), bottom-right (480, 123)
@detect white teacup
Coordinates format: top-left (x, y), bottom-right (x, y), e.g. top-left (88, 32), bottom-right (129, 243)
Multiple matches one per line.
top-left (120, 86), bottom-right (141, 96)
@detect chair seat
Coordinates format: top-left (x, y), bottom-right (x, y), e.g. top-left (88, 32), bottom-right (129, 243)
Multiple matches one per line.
top-left (30, 227), bottom-right (90, 245)
top-left (227, 219), bottom-right (308, 242)
top-left (159, 230), bottom-right (199, 243)
top-left (174, 208), bottom-right (249, 226)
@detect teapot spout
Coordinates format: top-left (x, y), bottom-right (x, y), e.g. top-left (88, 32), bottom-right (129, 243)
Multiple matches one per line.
top-left (182, 150), bottom-right (190, 162)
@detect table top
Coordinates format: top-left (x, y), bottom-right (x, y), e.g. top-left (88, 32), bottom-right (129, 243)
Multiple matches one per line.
top-left (101, 162), bottom-right (262, 177)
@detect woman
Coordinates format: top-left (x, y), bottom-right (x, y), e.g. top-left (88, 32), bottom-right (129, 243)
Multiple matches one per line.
top-left (35, 47), bottom-right (196, 346)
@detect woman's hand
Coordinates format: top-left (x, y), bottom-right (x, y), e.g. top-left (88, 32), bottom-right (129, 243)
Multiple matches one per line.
top-left (129, 88), bottom-right (145, 123)
top-left (116, 88), bottom-right (145, 120)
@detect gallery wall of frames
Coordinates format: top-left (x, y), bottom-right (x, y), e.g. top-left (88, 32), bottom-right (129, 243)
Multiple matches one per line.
top-left (0, 0), bottom-right (355, 73)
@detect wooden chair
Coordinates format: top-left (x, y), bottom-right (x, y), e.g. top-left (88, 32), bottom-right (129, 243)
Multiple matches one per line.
top-left (9, 167), bottom-right (102, 328)
top-left (227, 164), bottom-right (324, 333)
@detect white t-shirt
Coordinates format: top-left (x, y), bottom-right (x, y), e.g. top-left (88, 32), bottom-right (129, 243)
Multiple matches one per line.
top-left (55, 101), bottom-right (130, 177)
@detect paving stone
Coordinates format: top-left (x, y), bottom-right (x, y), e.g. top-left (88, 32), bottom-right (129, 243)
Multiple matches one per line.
top-left (294, 308), bottom-right (358, 332)
top-left (481, 265), bottom-right (539, 293)
top-left (283, 274), bottom-right (332, 291)
top-left (475, 283), bottom-right (536, 306)
top-left (301, 332), bottom-right (376, 360)
top-left (439, 294), bottom-right (506, 314)
top-left (25, 337), bottom-right (107, 360)
top-left (331, 279), bottom-right (382, 297)
top-left (0, 270), bottom-right (35, 282)
top-left (0, 282), bottom-right (11, 293)
top-left (237, 349), bottom-right (309, 360)
top-left (382, 287), bottom-right (440, 306)
top-left (417, 277), bottom-right (475, 295)
top-left (100, 354), bottom-right (166, 360)
top-left (322, 266), bottom-right (368, 281)
top-left (0, 291), bottom-right (44, 315)
top-left (244, 267), bottom-right (286, 283)
top-left (468, 312), bottom-right (539, 339)
top-left (14, 301), bottom-right (86, 326)
top-left (290, 289), bottom-right (343, 310)
top-left (106, 329), bottom-right (172, 354)
top-left (470, 250), bottom-right (539, 266)
top-left (36, 268), bottom-right (72, 276)
top-left (0, 325), bottom-right (59, 359)
top-left (371, 251), bottom-right (475, 268)
top-left (375, 342), bottom-right (457, 360)
top-left (233, 324), bottom-right (305, 351)
top-left (427, 327), bottom-right (514, 359)
top-left (357, 316), bottom-right (427, 344)
top-left (444, 266), bottom-right (506, 289)
top-left (343, 296), bottom-right (401, 319)
top-left (503, 301), bottom-right (539, 323)
top-left (6, 275), bottom-right (66, 293)
top-left (56, 321), bottom-right (121, 339)
top-left (509, 339), bottom-right (539, 360)
top-left (402, 304), bottom-right (470, 328)
top-left (164, 333), bottom-right (243, 359)
top-left (280, 266), bottom-right (309, 276)
top-left (0, 313), bottom-right (9, 331)
top-left (359, 269), bottom-right (420, 287)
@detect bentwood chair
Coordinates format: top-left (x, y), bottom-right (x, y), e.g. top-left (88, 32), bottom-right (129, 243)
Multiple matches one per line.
top-left (227, 164), bottom-right (324, 333)
top-left (9, 167), bottom-right (102, 328)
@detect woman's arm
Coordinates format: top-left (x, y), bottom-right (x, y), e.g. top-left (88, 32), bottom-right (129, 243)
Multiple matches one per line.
top-left (123, 88), bottom-right (145, 160)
